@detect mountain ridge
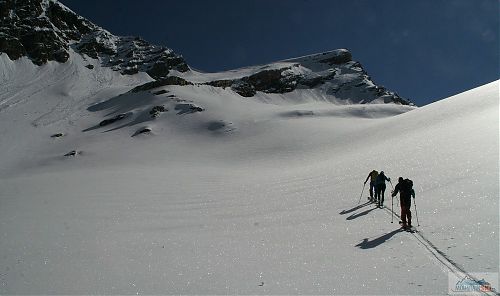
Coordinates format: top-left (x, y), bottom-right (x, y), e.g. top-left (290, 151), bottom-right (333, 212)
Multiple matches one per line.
top-left (0, 0), bottom-right (189, 78)
top-left (1, 0), bottom-right (412, 105)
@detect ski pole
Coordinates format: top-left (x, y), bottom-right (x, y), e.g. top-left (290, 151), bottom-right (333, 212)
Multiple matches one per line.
top-left (389, 180), bottom-right (394, 223)
top-left (391, 195), bottom-right (394, 223)
top-left (413, 198), bottom-right (420, 226)
top-left (357, 183), bottom-right (366, 204)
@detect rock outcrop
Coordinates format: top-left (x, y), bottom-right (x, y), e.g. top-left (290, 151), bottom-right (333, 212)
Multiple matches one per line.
top-left (0, 0), bottom-right (188, 78)
top-left (202, 49), bottom-right (411, 105)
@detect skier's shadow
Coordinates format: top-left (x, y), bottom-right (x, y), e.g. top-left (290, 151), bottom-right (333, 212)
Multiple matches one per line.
top-left (355, 228), bottom-right (404, 249)
top-left (345, 207), bottom-right (376, 220)
top-left (339, 201), bottom-right (372, 215)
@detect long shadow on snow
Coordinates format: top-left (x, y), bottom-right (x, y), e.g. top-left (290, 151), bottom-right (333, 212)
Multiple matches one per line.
top-left (339, 201), bottom-right (372, 215)
top-left (97, 111), bottom-right (155, 133)
top-left (355, 228), bottom-right (404, 249)
top-left (88, 92), bottom-right (159, 116)
top-left (346, 206), bottom-right (376, 220)
top-left (82, 112), bottom-right (139, 133)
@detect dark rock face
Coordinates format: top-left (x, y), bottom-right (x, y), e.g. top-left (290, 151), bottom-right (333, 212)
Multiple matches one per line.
top-left (205, 67), bottom-right (299, 97)
top-left (231, 81), bottom-right (256, 97)
top-left (203, 49), bottom-right (412, 105)
top-left (0, 35), bottom-right (26, 60)
top-left (0, 0), bottom-right (93, 64)
top-left (77, 34), bottom-right (189, 78)
top-left (175, 103), bottom-right (204, 115)
top-left (245, 68), bottom-right (298, 93)
top-left (204, 66), bottom-right (312, 97)
top-left (149, 105), bottom-right (167, 118)
top-left (205, 80), bottom-right (232, 89)
top-left (0, 0), bottom-right (189, 79)
top-left (130, 76), bottom-right (193, 93)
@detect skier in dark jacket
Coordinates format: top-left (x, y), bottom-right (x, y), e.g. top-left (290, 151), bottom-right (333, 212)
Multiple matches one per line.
top-left (392, 177), bottom-right (415, 229)
top-left (374, 171), bottom-right (390, 207)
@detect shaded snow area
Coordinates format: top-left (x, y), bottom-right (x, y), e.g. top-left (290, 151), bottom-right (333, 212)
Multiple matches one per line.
top-left (0, 54), bottom-right (498, 294)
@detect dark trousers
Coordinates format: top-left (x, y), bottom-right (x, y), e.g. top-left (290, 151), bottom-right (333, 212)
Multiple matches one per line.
top-left (375, 184), bottom-right (386, 204)
top-left (369, 181), bottom-right (376, 198)
top-left (400, 201), bottom-right (412, 226)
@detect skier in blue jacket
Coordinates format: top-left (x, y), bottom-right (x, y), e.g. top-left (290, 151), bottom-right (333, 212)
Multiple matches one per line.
top-left (374, 171), bottom-right (390, 207)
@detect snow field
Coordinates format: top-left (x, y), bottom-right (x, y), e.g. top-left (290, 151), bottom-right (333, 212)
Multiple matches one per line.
top-left (0, 54), bottom-right (497, 294)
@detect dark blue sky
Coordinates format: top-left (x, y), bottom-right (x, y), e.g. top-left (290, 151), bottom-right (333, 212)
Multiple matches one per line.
top-left (61, 0), bottom-right (499, 106)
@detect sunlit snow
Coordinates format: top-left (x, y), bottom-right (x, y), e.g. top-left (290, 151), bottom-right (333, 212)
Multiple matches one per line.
top-left (0, 53), bottom-right (498, 294)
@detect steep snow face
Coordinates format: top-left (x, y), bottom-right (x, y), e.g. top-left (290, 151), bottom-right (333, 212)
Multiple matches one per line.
top-left (0, 52), bottom-right (152, 174)
top-left (0, 41), bottom-right (497, 294)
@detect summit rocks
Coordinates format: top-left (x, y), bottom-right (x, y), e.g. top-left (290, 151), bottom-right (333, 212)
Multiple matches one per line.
top-left (202, 49), bottom-right (411, 105)
top-left (0, 0), bottom-right (188, 78)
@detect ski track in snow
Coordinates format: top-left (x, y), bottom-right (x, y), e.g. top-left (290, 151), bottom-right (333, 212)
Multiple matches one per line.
top-left (380, 205), bottom-right (498, 296)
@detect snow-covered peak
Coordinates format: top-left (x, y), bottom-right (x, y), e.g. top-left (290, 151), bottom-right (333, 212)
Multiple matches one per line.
top-left (0, 0), bottom-right (188, 78)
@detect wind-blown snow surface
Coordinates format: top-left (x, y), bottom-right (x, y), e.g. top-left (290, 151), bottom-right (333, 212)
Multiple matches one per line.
top-left (0, 54), bottom-right (498, 294)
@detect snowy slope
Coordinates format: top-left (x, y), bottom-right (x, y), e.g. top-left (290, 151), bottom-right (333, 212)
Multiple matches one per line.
top-left (0, 45), bottom-right (498, 294)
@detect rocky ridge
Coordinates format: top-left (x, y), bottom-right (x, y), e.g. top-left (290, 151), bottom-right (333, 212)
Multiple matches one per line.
top-left (200, 49), bottom-right (410, 105)
top-left (0, 0), bottom-right (188, 78)
top-left (0, 0), bottom-right (411, 105)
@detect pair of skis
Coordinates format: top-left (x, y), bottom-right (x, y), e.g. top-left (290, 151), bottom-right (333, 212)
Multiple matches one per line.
top-left (365, 192), bottom-right (417, 232)
top-left (367, 197), bottom-right (384, 208)
top-left (398, 221), bottom-right (416, 233)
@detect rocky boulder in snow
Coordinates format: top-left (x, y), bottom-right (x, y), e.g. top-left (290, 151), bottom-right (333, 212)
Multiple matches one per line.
top-left (51, 133), bottom-right (64, 138)
top-left (64, 150), bottom-right (79, 157)
top-left (175, 103), bottom-right (204, 115)
top-left (149, 105), bottom-right (167, 118)
top-left (132, 127), bottom-right (152, 137)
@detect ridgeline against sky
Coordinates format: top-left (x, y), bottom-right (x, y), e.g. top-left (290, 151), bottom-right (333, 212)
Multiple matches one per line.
top-left (61, 0), bottom-right (499, 106)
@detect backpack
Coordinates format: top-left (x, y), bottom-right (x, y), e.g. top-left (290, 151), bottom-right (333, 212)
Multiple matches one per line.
top-left (375, 172), bottom-right (386, 184)
top-left (401, 179), bottom-right (413, 195)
